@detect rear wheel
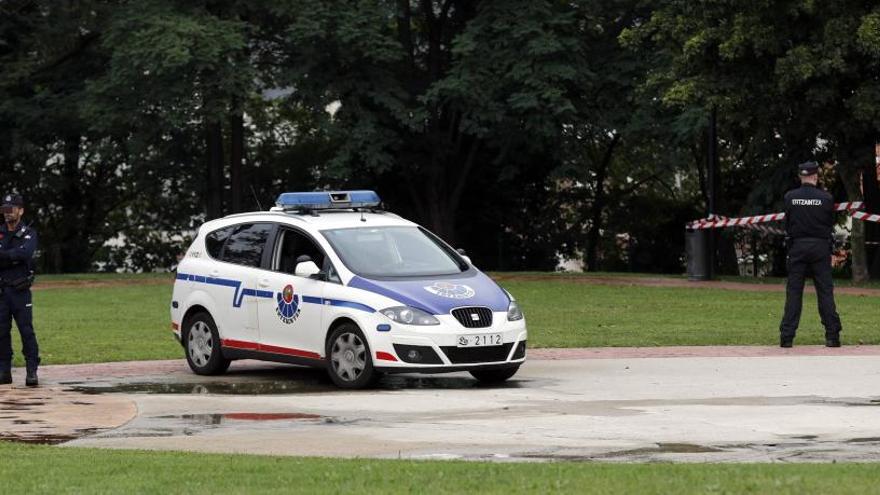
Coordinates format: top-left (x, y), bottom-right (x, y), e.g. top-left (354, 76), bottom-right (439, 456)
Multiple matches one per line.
top-left (184, 312), bottom-right (230, 375)
top-left (326, 324), bottom-right (377, 389)
top-left (470, 365), bottom-right (519, 384)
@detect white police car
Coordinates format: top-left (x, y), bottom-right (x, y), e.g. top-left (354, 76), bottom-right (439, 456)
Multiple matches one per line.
top-left (170, 191), bottom-right (527, 388)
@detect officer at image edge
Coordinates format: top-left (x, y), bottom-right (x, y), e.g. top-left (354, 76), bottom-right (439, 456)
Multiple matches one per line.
top-left (0, 193), bottom-right (40, 386)
top-left (778, 161), bottom-right (842, 348)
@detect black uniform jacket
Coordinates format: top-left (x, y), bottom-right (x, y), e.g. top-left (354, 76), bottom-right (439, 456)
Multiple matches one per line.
top-left (783, 184), bottom-right (834, 240)
top-left (0, 223), bottom-right (38, 282)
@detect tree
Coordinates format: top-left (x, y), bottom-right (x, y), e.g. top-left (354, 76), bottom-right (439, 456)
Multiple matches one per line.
top-left (275, 0), bottom-right (581, 247)
top-left (624, 0), bottom-right (880, 280)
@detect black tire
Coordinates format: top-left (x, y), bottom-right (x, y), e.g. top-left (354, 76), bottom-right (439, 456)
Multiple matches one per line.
top-left (325, 323), bottom-right (378, 389)
top-left (183, 312), bottom-right (230, 376)
top-left (470, 365), bottom-right (520, 384)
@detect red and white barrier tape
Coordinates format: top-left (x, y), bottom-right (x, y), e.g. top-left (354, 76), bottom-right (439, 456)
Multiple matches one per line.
top-left (851, 211), bottom-right (880, 223)
top-left (688, 202), bottom-right (871, 229)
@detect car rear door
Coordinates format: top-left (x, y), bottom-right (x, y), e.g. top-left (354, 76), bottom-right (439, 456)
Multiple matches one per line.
top-left (210, 223), bottom-right (274, 347)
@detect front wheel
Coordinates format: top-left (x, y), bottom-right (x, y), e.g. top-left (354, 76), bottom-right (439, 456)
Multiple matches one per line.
top-left (184, 312), bottom-right (230, 376)
top-left (470, 365), bottom-right (519, 384)
top-left (326, 324), bottom-right (378, 389)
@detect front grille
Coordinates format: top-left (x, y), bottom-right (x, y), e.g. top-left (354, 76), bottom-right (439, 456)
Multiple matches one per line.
top-left (451, 307), bottom-right (493, 328)
top-left (441, 343), bottom-right (513, 364)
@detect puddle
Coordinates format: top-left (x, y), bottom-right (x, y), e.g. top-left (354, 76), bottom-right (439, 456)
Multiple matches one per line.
top-left (0, 400), bottom-right (46, 407)
top-left (0, 433), bottom-right (77, 445)
top-left (65, 381), bottom-right (336, 395)
top-left (12, 419), bottom-right (44, 425)
top-left (846, 437), bottom-right (880, 443)
top-left (64, 374), bottom-right (525, 396)
top-left (378, 375), bottom-right (525, 390)
top-left (157, 412), bottom-right (323, 423)
top-left (603, 443), bottom-right (724, 456)
top-left (82, 410), bottom-right (333, 441)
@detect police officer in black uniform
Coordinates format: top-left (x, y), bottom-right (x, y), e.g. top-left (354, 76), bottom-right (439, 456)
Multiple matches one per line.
top-left (0, 194), bottom-right (40, 386)
top-left (779, 161), bottom-right (842, 348)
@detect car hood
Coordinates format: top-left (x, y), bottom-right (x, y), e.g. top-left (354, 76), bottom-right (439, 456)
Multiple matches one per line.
top-left (348, 271), bottom-right (510, 315)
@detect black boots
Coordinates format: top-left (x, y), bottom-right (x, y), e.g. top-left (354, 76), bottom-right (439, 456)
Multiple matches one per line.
top-left (780, 337), bottom-right (793, 348)
top-left (0, 367), bottom-right (39, 386)
top-left (825, 337), bottom-right (841, 348)
top-left (25, 367), bottom-right (38, 387)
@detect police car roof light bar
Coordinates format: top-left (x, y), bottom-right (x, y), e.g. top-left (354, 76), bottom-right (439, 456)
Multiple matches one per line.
top-left (275, 190), bottom-right (381, 211)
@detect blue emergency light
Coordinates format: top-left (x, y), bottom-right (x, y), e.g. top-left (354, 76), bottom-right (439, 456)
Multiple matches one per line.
top-left (275, 190), bottom-right (381, 210)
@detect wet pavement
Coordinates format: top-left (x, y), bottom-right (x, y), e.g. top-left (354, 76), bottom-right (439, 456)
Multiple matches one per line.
top-left (2, 351), bottom-right (880, 462)
top-left (0, 387), bottom-right (136, 444)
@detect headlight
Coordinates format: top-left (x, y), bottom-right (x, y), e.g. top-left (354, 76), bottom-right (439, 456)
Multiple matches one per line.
top-left (507, 300), bottom-right (524, 321)
top-left (380, 306), bottom-right (440, 326)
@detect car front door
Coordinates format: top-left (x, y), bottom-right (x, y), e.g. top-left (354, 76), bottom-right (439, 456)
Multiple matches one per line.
top-left (256, 227), bottom-right (330, 360)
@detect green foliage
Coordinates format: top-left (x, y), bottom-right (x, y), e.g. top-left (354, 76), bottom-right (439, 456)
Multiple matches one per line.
top-left (1, 1), bottom-right (878, 274)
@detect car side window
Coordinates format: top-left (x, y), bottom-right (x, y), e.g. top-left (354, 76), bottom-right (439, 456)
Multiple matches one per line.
top-left (275, 229), bottom-right (326, 275)
top-left (205, 226), bottom-right (234, 259)
top-left (325, 260), bottom-right (341, 284)
top-left (220, 223), bottom-right (272, 268)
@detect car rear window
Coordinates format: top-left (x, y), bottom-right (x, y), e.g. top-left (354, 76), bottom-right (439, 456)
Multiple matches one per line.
top-left (205, 226), bottom-right (234, 259)
top-left (218, 223), bottom-right (273, 268)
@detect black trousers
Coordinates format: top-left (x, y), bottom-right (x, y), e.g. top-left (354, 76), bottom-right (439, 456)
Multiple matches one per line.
top-left (779, 238), bottom-right (842, 340)
top-left (0, 287), bottom-right (40, 371)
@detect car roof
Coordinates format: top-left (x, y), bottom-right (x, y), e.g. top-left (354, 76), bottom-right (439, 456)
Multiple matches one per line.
top-left (200, 210), bottom-right (416, 234)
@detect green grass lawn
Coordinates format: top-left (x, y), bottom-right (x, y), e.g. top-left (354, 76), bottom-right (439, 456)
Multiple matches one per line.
top-left (505, 280), bottom-right (880, 347)
top-left (19, 282), bottom-right (180, 366)
top-left (1, 442), bottom-right (878, 494)
top-left (5, 272), bottom-right (879, 366)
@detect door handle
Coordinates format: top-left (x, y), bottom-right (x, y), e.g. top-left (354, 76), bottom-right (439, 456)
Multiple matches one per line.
top-left (208, 270), bottom-right (220, 278)
top-left (258, 278), bottom-right (270, 288)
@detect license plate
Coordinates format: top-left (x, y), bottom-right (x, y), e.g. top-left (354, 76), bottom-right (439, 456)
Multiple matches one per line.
top-left (456, 334), bottom-right (503, 348)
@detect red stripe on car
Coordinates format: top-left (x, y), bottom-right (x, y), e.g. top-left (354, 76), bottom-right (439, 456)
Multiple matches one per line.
top-left (221, 339), bottom-right (260, 351)
top-left (376, 351), bottom-right (398, 361)
top-left (259, 343), bottom-right (322, 360)
top-left (220, 338), bottom-right (322, 360)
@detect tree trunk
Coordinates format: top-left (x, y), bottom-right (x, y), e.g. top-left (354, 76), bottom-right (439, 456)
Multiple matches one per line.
top-left (586, 133), bottom-right (620, 272)
top-left (205, 120), bottom-right (224, 220)
top-left (860, 142), bottom-right (880, 277)
top-left (56, 134), bottom-right (92, 273)
top-left (838, 162), bottom-right (868, 282)
top-left (229, 112), bottom-right (244, 213)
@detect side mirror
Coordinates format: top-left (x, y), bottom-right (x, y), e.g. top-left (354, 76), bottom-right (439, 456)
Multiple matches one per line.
top-left (456, 248), bottom-right (472, 266)
top-left (295, 260), bottom-right (321, 278)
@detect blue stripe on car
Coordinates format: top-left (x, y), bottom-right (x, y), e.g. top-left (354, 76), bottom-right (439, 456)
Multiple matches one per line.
top-left (301, 295), bottom-right (375, 313)
top-left (176, 272), bottom-right (373, 313)
top-left (176, 272), bottom-right (270, 308)
top-left (347, 274), bottom-right (509, 314)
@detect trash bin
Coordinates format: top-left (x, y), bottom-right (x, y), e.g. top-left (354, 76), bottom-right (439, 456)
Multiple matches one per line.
top-left (685, 229), bottom-right (710, 281)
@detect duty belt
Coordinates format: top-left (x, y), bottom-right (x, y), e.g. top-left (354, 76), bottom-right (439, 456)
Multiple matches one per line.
top-left (791, 236), bottom-right (832, 242)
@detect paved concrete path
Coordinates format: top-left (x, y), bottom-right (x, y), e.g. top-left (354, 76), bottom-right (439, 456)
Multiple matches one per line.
top-left (3, 347), bottom-right (878, 462)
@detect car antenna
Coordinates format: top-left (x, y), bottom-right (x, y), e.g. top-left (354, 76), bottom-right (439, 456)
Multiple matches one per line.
top-left (249, 185), bottom-right (264, 210)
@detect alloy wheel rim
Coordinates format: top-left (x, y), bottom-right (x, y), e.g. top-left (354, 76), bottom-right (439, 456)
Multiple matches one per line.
top-left (188, 321), bottom-right (213, 367)
top-left (331, 332), bottom-right (366, 382)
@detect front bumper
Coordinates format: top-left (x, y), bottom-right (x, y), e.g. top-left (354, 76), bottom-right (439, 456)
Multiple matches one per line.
top-left (368, 313), bottom-right (527, 370)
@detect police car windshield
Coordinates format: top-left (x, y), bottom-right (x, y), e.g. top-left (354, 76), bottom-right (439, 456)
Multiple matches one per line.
top-left (321, 226), bottom-right (466, 278)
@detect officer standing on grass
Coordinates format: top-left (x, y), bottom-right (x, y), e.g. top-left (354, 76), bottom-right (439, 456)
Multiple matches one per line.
top-left (0, 193), bottom-right (40, 386)
top-left (778, 161), bottom-right (842, 348)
